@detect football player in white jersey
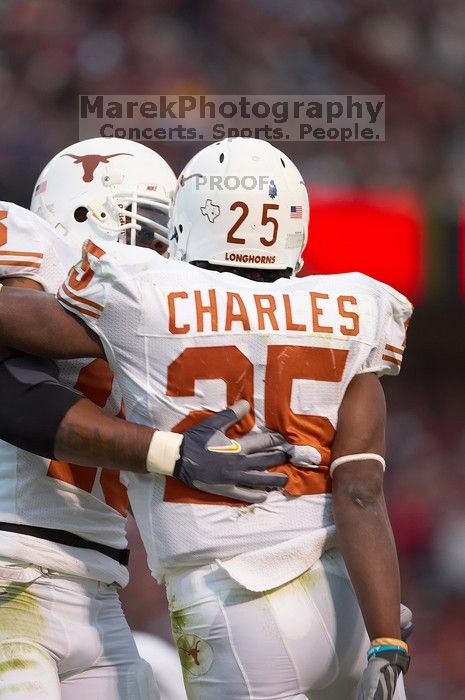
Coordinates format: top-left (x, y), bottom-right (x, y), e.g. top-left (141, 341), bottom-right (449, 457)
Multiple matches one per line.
top-left (0, 139), bottom-right (287, 700)
top-left (0, 138), bottom-right (412, 699)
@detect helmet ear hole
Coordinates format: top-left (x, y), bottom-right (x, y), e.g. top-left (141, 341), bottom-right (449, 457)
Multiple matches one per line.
top-left (178, 224), bottom-right (183, 233)
top-left (280, 158), bottom-right (286, 168)
top-left (74, 207), bottom-right (88, 223)
top-left (219, 153), bottom-right (224, 163)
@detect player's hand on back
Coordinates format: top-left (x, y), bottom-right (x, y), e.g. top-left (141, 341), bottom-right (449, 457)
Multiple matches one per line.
top-left (169, 400), bottom-right (288, 502)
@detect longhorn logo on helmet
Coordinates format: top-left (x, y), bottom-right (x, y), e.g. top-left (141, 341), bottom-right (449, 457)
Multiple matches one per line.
top-left (61, 153), bottom-right (134, 182)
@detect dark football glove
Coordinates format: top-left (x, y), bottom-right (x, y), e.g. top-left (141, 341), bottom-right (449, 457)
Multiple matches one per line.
top-left (173, 400), bottom-right (288, 502)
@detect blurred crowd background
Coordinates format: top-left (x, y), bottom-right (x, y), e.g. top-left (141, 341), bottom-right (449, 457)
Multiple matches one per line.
top-left (1, 0), bottom-right (465, 697)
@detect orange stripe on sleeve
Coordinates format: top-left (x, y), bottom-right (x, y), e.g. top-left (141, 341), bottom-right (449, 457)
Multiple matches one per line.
top-left (0, 251), bottom-right (44, 258)
top-left (57, 291), bottom-right (101, 319)
top-left (0, 260), bottom-right (41, 268)
top-left (384, 344), bottom-right (404, 355)
top-left (382, 354), bottom-right (402, 367)
top-left (61, 282), bottom-right (104, 311)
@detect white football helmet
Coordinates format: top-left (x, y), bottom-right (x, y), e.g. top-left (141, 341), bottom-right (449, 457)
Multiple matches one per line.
top-left (169, 138), bottom-right (309, 274)
top-left (31, 137), bottom-right (176, 251)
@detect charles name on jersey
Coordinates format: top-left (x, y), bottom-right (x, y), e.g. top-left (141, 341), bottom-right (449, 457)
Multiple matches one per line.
top-left (167, 287), bottom-right (360, 336)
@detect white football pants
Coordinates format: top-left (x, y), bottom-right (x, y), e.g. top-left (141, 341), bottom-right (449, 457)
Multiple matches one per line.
top-left (165, 549), bottom-right (407, 700)
top-left (0, 559), bottom-right (158, 699)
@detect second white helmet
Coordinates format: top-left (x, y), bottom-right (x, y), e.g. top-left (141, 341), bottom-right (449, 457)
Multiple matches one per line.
top-left (31, 137), bottom-right (176, 251)
top-left (169, 138), bottom-right (309, 274)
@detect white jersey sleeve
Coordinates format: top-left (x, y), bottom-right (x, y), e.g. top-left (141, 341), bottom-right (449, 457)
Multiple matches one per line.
top-left (0, 201), bottom-right (75, 291)
top-left (355, 274), bottom-right (413, 377)
top-left (57, 238), bottom-right (150, 362)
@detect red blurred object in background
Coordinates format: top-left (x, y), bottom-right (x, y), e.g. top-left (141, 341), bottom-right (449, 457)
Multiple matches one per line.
top-left (300, 188), bottom-right (426, 303)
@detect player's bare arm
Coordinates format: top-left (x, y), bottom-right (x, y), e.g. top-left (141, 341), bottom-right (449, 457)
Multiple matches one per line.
top-left (331, 372), bottom-right (396, 637)
top-left (331, 371), bottom-right (410, 697)
top-left (1, 276), bottom-right (44, 290)
top-left (0, 284), bottom-right (103, 359)
top-left (0, 277), bottom-right (46, 360)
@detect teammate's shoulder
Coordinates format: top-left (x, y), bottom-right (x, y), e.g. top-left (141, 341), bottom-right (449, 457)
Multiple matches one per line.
top-left (0, 200), bottom-right (55, 238)
top-left (84, 239), bottom-right (175, 281)
top-left (0, 200), bottom-right (68, 278)
top-left (0, 200), bottom-right (32, 220)
top-left (85, 239), bottom-right (149, 264)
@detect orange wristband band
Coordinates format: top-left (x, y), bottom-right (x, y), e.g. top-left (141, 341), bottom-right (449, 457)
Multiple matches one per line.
top-left (371, 637), bottom-right (408, 653)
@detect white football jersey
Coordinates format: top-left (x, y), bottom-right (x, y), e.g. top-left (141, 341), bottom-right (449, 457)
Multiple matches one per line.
top-left (0, 202), bottom-right (129, 586)
top-left (59, 239), bottom-right (412, 587)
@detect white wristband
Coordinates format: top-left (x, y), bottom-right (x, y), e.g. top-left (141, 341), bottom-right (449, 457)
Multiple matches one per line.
top-left (146, 431), bottom-right (184, 476)
top-left (329, 453), bottom-right (386, 477)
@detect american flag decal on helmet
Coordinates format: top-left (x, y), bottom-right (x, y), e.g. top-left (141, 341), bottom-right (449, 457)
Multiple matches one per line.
top-left (290, 205), bottom-right (302, 219)
top-left (35, 181), bottom-right (47, 195)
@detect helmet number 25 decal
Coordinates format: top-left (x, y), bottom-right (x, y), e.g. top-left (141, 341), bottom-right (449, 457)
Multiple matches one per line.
top-left (260, 203), bottom-right (279, 246)
top-left (227, 202), bottom-right (279, 247)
